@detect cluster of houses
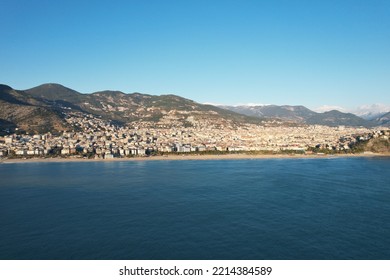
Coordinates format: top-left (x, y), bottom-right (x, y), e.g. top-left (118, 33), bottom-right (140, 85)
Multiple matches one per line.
top-left (0, 112), bottom-right (388, 159)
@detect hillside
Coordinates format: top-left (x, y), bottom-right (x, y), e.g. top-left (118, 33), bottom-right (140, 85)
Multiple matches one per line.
top-left (305, 110), bottom-right (374, 127)
top-left (1, 83), bottom-right (382, 135)
top-left (365, 137), bottom-right (390, 153)
top-left (1, 84), bottom-right (263, 134)
top-left (351, 134), bottom-right (390, 153)
top-left (26, 83), bottom-right (83, 103)
top-left (29, 84), bottom-right (263, 126)
top-left (220, 105), bottom-right (316, 122)
top-left (0, 85), bottom-right (69, 135)
top-left (221, 105), bottom-right (374, 127)
top-left (376, 112), bottom-right (390, 126)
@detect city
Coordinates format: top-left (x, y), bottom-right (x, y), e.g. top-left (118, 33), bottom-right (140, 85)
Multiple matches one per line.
top-left (1, 111), bottom-right (388, 159)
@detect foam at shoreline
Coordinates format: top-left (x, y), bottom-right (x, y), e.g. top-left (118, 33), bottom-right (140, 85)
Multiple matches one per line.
top-left (2, 153), bottom-right (390, 164)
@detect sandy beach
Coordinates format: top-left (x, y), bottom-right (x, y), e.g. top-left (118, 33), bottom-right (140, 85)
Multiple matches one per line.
top-left (1, 152), bottom-right (389, 164)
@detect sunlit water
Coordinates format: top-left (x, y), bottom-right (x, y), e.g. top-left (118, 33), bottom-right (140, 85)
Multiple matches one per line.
top-left (1, 157), bottom-right (389, 259)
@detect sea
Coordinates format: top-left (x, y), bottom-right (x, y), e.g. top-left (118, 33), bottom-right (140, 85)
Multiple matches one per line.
top-left (0, 157), bottom-right (389, 260)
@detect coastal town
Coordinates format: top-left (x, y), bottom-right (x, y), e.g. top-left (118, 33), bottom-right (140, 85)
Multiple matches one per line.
top-left (0, 111), bottom-right (389, 159)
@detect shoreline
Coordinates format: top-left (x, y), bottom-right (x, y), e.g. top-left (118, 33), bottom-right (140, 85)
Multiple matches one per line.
top-left (1, 152), bottom-right (390, 164)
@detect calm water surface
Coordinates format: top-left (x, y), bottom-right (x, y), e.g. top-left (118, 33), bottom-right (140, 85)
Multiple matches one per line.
top-left (0, 157), bottom-right (389, 259)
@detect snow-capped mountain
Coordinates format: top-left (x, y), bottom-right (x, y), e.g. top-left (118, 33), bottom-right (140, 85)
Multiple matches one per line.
top-left (351, 104), bottom-right (390, 120)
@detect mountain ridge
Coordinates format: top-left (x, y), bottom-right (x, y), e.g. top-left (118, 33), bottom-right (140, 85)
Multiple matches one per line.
top-left (376, 112), bottom-right (390, 126)
top-left (1, 83), bottom-right (387, 135)
top-left (0, 84), bottom-right (70, 134)
top-left (1, 83), bottom-right (263, 134)
top-left (220, 104), bottom-right (381, 127)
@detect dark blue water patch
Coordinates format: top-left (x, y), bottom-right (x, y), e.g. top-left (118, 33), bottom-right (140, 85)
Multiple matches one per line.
top-left (0, 158), bottom-right (389, 259)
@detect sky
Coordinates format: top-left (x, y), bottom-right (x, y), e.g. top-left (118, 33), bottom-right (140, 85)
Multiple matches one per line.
top-left (1, 0), bottom-right (390, 111)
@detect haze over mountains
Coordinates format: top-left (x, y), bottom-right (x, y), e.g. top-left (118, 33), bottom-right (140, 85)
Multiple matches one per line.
top-left (219, 105), bottom-right (386, 127)
top-left (1, 83), bottom-right (389, 135)
top-left (315, 103), bottom-right (390, 121)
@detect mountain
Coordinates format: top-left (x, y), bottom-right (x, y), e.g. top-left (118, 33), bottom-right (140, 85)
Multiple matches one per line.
top-left (0, 84), bottom-right (70, 135)
top-left (375, 112), bottom-right (390, 126)
top-left (220, 104), bottom-right (374, 127)
top-left (352, 104), bottom-right (390, 120)
top-left (30, 84), bottom-right (262, 126)
top-left (1, 83), bottom-right (380, 135)
top-left (357, 111), bottom-right (388, 121)
top-left (305, 110), bottom-right (374, 127)
top-left (26, 83), bottom-right (83, 103)
top-left (220, 105), bottom-right (316, 122)
top-left (1, 83), bottom-right (263, 134)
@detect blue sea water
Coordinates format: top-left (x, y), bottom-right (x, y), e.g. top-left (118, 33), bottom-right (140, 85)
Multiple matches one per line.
top-left (0, 157), bottom-right (389, 260)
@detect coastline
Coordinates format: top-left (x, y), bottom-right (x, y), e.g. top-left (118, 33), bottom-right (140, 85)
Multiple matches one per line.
top-left (1, 152), bottom-right (389, 164)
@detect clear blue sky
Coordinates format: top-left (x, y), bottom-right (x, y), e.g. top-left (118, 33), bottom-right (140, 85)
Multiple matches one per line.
top-left (1, 0), bottom-right (389, 109)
